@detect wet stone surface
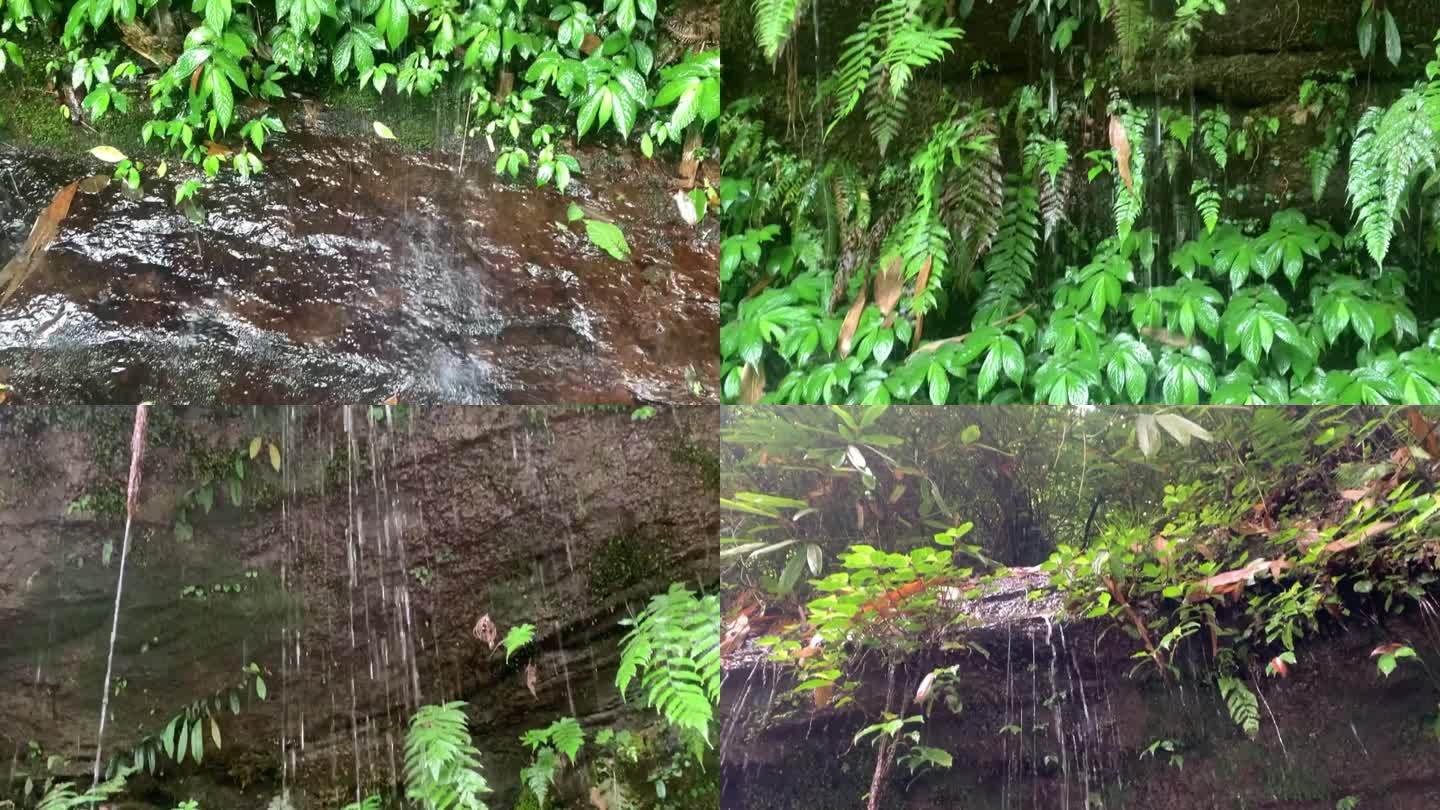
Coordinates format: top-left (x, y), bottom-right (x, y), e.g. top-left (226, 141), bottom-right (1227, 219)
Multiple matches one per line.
top-left (0, 134), bottom-right (718, 403)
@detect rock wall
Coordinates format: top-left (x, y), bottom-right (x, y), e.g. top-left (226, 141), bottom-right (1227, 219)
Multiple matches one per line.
top-left (721, 573), bottom-right (1440, 809)
top-left (0, 405), bottom-right (719, 807)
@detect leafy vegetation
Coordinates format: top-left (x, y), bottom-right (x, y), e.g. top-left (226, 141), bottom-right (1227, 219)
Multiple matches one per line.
top-left (0, 0), bottom-right (717, 207)
top-left (722, 2), bottom-right (1440, 404)
top-left (721, 405), bottom-right (1440, 807)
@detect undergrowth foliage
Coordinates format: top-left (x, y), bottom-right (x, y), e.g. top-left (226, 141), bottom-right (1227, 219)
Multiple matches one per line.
top-left (0, 0), bottom-right (717, 203)
top-left (404, 701), bottom-right (492, 810)
top-left (723, 3), bottom-right (1440, 405)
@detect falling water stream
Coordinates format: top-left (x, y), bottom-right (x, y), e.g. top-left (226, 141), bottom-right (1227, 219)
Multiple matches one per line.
top-left (0, 405), bottom-right (717, 808)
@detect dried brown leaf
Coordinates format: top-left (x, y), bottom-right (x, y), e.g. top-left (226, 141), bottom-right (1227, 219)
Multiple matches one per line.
top-left (525, 661), bottom-right (539, 699)
top-left (0, 180), bottom-right (79, 308)
top-left (1109, 115), bottom-right (1134, 193)
top-left (838, 288), bottom-right (868, 359)
top-left (739, 362), bottom-right (765, 404)
top-left (874, 255), bottom-right (904, 320)
top-left (472, 614), bottom-right (498, 651)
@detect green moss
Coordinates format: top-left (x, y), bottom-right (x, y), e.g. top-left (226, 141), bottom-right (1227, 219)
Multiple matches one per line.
top-left (670, 441), bottom-right (719, 490)
top-left (512, 785), bottom-right (542, 810)
top-left (0, 39), bottom-right (152, 154)
top-left (589, 532), bottom-right (665, 597)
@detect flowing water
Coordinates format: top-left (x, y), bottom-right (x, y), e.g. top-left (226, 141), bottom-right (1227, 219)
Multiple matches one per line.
top-left (0, 132), bottom-right (718, 404)
top-left (0, 405), bottom-right (719, 807)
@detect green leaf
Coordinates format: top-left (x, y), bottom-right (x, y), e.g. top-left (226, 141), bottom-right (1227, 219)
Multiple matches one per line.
top-left (255, 675), bottom-right (267, 700)
top-left (373, 120), bottom-right (396, 140)
top-left (503, 624), bottom-right (536, 663)
top-left (584, 219), bottom-right (630, 260)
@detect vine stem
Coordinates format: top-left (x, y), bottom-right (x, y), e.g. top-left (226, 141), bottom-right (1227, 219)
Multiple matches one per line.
top-left (1102, 575), bottom-right (1171, 683)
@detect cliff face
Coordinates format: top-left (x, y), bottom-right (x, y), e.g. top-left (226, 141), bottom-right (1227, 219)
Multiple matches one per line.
top-left (721, 571), bottom-right (1440, 810)
top-left (0, 405), bottom-right (718, 807)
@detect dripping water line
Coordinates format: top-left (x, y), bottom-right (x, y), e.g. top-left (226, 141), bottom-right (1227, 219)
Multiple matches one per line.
top-left (92, 403), bottom-right (149, 786)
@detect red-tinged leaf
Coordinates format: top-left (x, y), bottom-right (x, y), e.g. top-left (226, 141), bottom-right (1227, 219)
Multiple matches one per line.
top-left (1371, 643), bottom-right (1406, 658)
top-left (1109, 115), bottom-right (1134, 193)
top-left (1268, 655), bottom-right (1289, 678)
top-left (1326, 521), bottom-right (1395, 553)
top-left (838, 288), bottom-right (868, 359)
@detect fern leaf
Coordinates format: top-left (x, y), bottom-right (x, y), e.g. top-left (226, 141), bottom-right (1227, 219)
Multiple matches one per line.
top-left (502, 624), bottom-right (535, 663)
top-left (1038, 165), bottom-right (1072, 241)
top-left (1200, 108), bottom-right (1231, 170)
top-left (618, 584), bottom-right (721, 744)
top-left (752, 0), bottom-right (809, 64)
top-left (1191, 179), bottom-right (1221, 234)
top-left (1306, 139), bottom-right (1339, 202)
top-left (1217, 676), bottom-right (1259, 739)
top-left (405, 702), bottom-right (490, 810)
top-left (1346, 88), bottom-right (1440, 267)
top-left (973, 176), bottom-right (1041, 326)
top-left (866, 70), bottom-right (907, 157)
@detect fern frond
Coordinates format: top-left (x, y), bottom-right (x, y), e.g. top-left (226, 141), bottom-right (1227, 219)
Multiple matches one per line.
top-left (826, 24), bottom-right (880, 138)
top-left (1023, 133), bottom-right (1070, 183)
top-left (940, 117), bottom-right (1004, 259)
top-left (618, 584), bottom-right (721, 745)
top-left (1038, 165), bottom-right (1072, 241)
top-left (1110, 0), bottom-right (1151, 69)
top-left (1307, 138), bottom-right (1339, 202)
top-left (1346, 87), bottom-right (1440, 267)
top-left (405, 702), bottom-right (490, 810)
top-left (973, 176), bottom-right (1041, 326)
top-left (866, 70), bottom-right (908, 157)
top-left (1191, 179), bottom-right (1221, 234)
top-left (1199, 108), bottom-right (1231, 170)
top-left (1217, 676), bottom-right (1259, 739)
top-left (37, 768), bottom-right (132, 810)
top-left (752, 0), bottom-right (810, 64)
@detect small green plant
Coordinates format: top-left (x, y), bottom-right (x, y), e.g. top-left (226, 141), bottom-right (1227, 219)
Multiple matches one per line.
top-left (519, 717), bottom-right (585, 808)
top-left (617, 583), bottom-right (720, 753)
top-left (502, 623), bottom-right (536, 663)
top-left (404, 702), bottom-right (491, 810)
top-left (35, 767), bottom-right (132, 810)
top-left (1140, 738), bottom-right (1184, 770)
top-left (1372, 643), bottom-right (1417, 677)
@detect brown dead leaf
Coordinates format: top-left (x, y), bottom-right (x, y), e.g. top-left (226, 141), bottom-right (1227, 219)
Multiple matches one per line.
top-left (910, 255), bottom-right (933, 347)
top-left (1187, 558), bottom-right (1280, 602)
top-left (720, 613), bottom-right (750, 657)
top-left (205, 141), bottom-right (235, 158)
top-left (0, 180), bottom-right (79, 308)
top-left (838, 288), bottom-right (868, 359)
top-left (1340, 488), bottom-right (1371, 501)
top-left (472, 614), bottom-right (498, 651)
top-left (1407, 407), bottom-right (1440, 456)
top-left (1326, 520), bottom-right (1395, 553)
top-left (588, 786), bottom-right (609, 810)
top-left (1109, 115), bottom-right (1134, 193)
top-left (190, 66), bottom-right (202, 94)
top-left (739, 362), bottom-right (765, 404)
top-left (1371, 642), bottom-right (1406, 658)
top-left (525, 661), bottom-right (539, 699)
top-left (495, 70), bottom-right (515, 105)
top-left (874, 255), bottom-right (904, 326)
top-left (1139, 326), bottom-right (1193, 348)
top-left (812, 683), bottom-right (833, 709)
top-left (581, 32), bottom-right (603, 55)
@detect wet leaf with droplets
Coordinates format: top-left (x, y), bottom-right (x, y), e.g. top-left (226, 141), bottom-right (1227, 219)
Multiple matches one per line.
top-left (89, 145), bottom-right (128, 163)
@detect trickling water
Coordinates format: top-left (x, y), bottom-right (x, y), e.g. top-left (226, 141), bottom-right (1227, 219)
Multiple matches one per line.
top-left (91, 403), bottom-right (148, 786)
